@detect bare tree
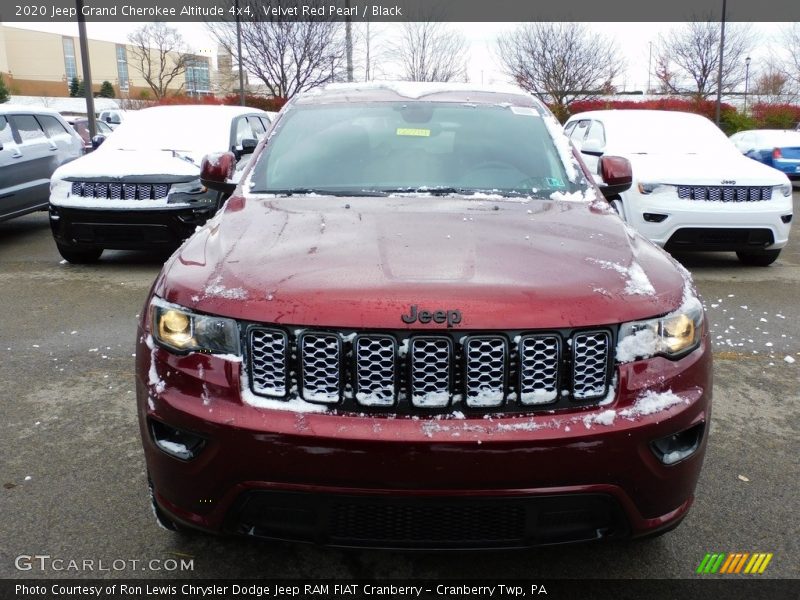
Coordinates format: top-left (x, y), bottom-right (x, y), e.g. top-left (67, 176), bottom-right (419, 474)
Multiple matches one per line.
top-left (208, 1), bottom-right (346, 99)
top-left (781, 24), bottom-right (800, 98)
top-left (752, 61), bottom-right (796, 104)
top-left (496, 23), bottom-right (622, 121)
top-left (653, 21), bottom-right (752, 100)
top-left (388, 22), bottom-right (468, 82)
top-left (127, 23), bottom-right (191, 99)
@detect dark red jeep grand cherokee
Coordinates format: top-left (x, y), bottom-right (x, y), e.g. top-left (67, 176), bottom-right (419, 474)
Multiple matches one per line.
top-left (136, 83), bottom-right (712, 548)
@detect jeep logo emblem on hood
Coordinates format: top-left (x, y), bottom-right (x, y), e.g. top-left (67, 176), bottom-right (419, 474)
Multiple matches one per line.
top-left (721, 180), bottom-right (736, 185)
top-left (401, 305), bottom-right (462, 328)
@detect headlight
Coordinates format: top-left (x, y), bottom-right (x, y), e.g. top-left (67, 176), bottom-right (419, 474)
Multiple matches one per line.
top-left (150, 297), bottom-right (240, 355)
top-left (777, 183), bottom-right (792, 197)
top-left (636, 183), bottom-right (675, 195)
top-left (170, 179), bottom-right (207, 195)
top-left (617, 295), bottom-right (704, 363)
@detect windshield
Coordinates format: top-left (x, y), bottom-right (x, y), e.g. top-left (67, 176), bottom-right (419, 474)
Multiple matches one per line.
top-left (102, 109), bottom-right (232, 153)
top-left (249, 102), bottom-right (578, 197)
top-left (610, 113), bottom-right (740, 156)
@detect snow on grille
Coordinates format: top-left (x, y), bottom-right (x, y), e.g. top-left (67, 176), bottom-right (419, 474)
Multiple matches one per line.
top-left (464, 337), bottom-right (506, 407)
top-left (355, 335), bottom-right (396, 406)
top-left (677, 185), bottom-right (772, 202)
top-left (572, 332), bottom-right (610, 400)
top-left (519, 335), bottom-right (560, 405)
top-left (249, 329), bottom-right (288, 396)
top-left (410, 338), bottom-right (451, 408)
top-left (70, 181), bottom-right (171, 200)
top-left (300, 333), bottom-right (341, 403)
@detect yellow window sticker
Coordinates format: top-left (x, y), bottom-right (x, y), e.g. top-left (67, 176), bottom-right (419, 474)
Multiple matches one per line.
top-left (396, 128), bottom-right (431, 137)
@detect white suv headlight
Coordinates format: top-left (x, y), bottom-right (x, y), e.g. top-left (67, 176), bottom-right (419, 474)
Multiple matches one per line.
top-left (150, 297), bottom-right (240, 355)
top-left (778, 183), bottom-right (792, 197)
top-left (617, 295), bottom-right (704, 363)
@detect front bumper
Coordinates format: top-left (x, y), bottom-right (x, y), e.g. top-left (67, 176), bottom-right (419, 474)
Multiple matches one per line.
top-left (136, 330), bottom-right (712, 548)
top-left (49, 204), bottom-right (217, 250)
top-left (622, 190), bottom-right (793, 251)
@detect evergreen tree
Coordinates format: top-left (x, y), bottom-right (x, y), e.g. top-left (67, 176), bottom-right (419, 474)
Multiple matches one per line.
top-left (0, 74), bottom-right (9, 103)
top-left (77, 79), bottom-right (85, 96)
top-left (98, 81), bottom-right (115, 98)
top-left (69, 76), bottom-right (80, 97)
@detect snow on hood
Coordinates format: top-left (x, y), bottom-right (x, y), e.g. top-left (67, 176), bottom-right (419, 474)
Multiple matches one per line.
top-left (155, 195), bottom-right (687, 330)
top-left (624, 151), bottom-right (789, 185)
top-left (52, 147), bottom-right (201, 180)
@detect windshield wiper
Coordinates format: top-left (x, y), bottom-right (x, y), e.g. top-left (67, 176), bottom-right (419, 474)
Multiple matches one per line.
top-left (255, 188), bottom-right (388, 197)
top-left (377, 187), bottom-right (544, 198)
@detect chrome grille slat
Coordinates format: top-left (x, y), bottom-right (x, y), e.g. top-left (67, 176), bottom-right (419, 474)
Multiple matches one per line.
top-left (246, 329), bottom-right (613, 411)
top-left (249, 329), bottom-right (288, 397)
top-left (410, 337), bottom-right (451, 408)
top-left (69, 181), bottom-right (172, 200)
top-left (464, 337), bottom-right (506, 407)
top-left (300, 333), bottom-right (341, 404)
top-left (355, 335), bottom-right (396, 406)
top-left (678, 185), bottom-right (773, 202)
top-left (519, 335), bottom-right (560, 405)
top-left (572, 332), bottom-right (610, 400)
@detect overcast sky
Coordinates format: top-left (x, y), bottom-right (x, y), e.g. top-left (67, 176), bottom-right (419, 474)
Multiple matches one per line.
top-left (7, 21), bottom-right (788, 92)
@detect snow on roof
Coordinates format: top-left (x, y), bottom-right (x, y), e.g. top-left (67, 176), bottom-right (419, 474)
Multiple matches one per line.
top-left (102, 104), bottom-right (265, 153)
top-left (6, 95), bottom-right (121, 115)
top-left (569, 109), bottom-right (713, 124)
top-left (316, 80), bottom-right (532, 100)
top-left (745, 129), bottom-right (800, 146)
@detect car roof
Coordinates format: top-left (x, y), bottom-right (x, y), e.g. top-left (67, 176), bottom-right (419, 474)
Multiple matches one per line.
top-left (567, 109), bottom-right (711, 124)
top-left (0, 104), bottom-right (65, 117)
top-left (133, 104), bottom-right (266, 118)
top-left (293, 81), bottom-right (541, 109)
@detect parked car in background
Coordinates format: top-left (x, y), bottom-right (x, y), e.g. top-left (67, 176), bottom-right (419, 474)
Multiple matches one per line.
top-left (98, 109), bottom-right (126, 130)
top-left (0, 105), bottom-right (83, 223)
top-left (64, 115), bottom-right (114, 153)
top-left (565, 110), bottom-right (794, 266)
top-left (49, 105), bottom-right (271, 263)
top-left (730, 129), bottom-right (800, 182)
top-left (138, 82), bottom-right (712, 547)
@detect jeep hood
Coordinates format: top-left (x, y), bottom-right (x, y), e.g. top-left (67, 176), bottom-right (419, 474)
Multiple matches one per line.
top-left (52, 147), bottom-right (201, 181)
top-left (155, 195), bottom-right (688, 329)
top-left (624, 151), bottom-right (789, 185)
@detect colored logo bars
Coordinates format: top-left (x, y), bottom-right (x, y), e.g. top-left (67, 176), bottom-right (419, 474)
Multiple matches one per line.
top-left (696, 552), bottom-right (774, 574)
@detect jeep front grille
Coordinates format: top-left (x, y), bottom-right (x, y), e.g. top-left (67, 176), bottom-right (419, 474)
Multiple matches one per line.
top-left (677, 185), bottom-right (772, 202)
top-left (247, 327), bottom-right (614, 414)
top-left (70, 181), bottom-right (171, 200)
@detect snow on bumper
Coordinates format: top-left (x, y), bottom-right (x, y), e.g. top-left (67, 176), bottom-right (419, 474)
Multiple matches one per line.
top-left (136, 329), bottom-right (712, 536)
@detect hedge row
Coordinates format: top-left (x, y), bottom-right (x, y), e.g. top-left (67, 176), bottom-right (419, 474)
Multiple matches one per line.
top-left (564, 98), bottom-right (800, 133)
top-left (155, 94), bottom-right (287, 112)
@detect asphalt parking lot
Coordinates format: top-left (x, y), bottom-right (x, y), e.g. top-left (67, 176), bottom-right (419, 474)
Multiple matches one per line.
top-left (1, 193), bottom-right (798, 581)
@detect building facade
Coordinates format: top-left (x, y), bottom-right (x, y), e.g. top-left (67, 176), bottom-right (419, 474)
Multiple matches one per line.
top-left (0, 25), bottom-right (214, 99)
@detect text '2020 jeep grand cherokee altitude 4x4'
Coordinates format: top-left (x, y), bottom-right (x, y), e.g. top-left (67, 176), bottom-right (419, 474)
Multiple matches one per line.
top-left (136, 83), bottom-right (712, 549)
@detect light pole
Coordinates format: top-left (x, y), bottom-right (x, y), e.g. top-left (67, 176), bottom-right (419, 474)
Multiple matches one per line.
top-left (744, 56), bottom-right (751, 114)
top-left (647, 41), bottom-right (652, 94)
top-left (715, 0), bottom-right (727, 126)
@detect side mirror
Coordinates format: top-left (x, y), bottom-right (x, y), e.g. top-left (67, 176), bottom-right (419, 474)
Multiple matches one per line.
top-left (598, 156), bottom-right (633, 200)
top-left (200, 151), bottom-right (237, 194)
top-left (580, 138), bottom-right (604, 156)
top-left (91, 135), bottom-right (106, 149)
top-left (234, 137), bottom-right (258, 159)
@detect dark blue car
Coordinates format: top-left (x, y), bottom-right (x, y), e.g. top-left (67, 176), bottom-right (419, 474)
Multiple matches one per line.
top-left (731, 129), bottom-right (800, 181)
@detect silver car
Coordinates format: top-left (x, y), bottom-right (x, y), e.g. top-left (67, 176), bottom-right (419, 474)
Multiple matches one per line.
top-left (0, 105), bottom-right (83, 222)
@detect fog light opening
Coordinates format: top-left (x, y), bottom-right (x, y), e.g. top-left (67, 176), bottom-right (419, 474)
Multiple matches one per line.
top-left (643, 213), bottom-right (668, 223)
top-left (781, 214), bottom-right (792, 224)
top-left (149, 418), bottom-right (206, 461)
top-left (650, 422), bottom-right (704, 465)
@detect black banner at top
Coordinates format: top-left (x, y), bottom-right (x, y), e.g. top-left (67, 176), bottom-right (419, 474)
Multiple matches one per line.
top-left (2, 0), bottom-right (800, 23)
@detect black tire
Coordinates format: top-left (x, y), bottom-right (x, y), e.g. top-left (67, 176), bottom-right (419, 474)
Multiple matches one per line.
top-left (736, 249), bottom-right (781, 267)
top-left (56, 243), bottom-right (103, 264)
